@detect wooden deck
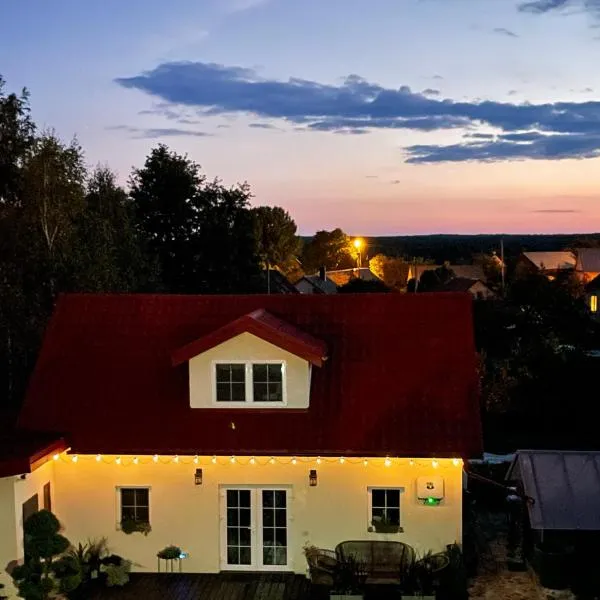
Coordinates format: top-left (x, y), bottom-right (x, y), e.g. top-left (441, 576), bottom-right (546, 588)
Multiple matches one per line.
top-left (88, 572), bottom-right (312, 600)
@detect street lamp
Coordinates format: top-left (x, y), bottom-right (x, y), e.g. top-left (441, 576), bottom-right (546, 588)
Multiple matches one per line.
top-left (353, 238), bottom-right (363, 268)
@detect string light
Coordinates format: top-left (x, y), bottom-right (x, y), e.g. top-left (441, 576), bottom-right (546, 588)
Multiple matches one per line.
top-left (432, 459), bottom-right (439, 469)
top-left (96, 454), bottom-right (102, 462)
top-left (270, 457), bottom-right (275, 464)
top-left (384, 457), bottom-right (392, 467)
top-left (53, 454), bottom-right (60, 461)
top-left (174, 455), bottom-right (179, 463)
top-left (71, 455), bottom-right (78, 463)
top-left (249, 457), bottom-right (256, 465)
top-left (363, 459), bottom-right (368, 467)
top-left (193, 456), bottom-right (199, 464)
top-left (452, 458), bottom-right (461, 467)
top-left (339, 457), bottom-right (345, 464)
top-left (133, 457), bottom-right (139, 465)
top-left (230, 456), bottom-right (236, 464)
top-left (212, 456), bottom-right (217, 464)
top-left (116, 456), bottom-right (121, 465)
top-left (409, 459), bottom-right (415, 467)
top-left (153, 454), bottom-right (159, 463)
top-left (316, 457), bottom-right (322, 465)
top-left (291, 457), bottom-right (297, 465)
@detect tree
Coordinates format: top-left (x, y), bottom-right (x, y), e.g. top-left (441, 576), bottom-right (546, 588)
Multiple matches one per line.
top-left (252, 206), bottom-right (300, 270)
top-left (301, 228), bottom-right (357, 273)
top-left (337, 278), bottom-right (392, 293)
top-left (128, 144), bottom-right (262, 293)
top-left (12, 510), bottom-right (74, 600)
top-left (369, 254), bottom-right (410, 289)
top-left (416, 265), bottom-right (455, 292)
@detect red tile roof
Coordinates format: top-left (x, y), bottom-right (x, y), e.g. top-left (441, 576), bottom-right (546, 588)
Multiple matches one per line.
top-left (172, 309), bottom-right (328, 367)
top-left (19, 293), bottom-right (482, 458)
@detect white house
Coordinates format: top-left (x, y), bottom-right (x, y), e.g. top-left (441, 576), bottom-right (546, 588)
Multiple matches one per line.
top-left (1, 293), bottom-right (481, 593)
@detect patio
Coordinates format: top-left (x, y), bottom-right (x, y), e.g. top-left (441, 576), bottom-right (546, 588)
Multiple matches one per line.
top-left (87, 572), bottom-right (311, 600)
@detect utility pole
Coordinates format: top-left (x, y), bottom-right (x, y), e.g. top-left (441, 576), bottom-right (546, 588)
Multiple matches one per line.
top-left (501, 238), bottom-right (505, 297)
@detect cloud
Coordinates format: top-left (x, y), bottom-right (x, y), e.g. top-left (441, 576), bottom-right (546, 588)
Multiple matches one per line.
top-left (365, 175), bottom-right (379, 179)
top-left (493, 27), bottom-right (519, 37)
top-left (107, 125), bottom-right (211, 139)
top-left (432, 75), bottom-right (444, 80)
top-left (248, 122), bottom-right (278, 129)
top-left (517, 0), bottom-right (600, 16)
top-left (422, 88), bottom-right (441, 96)
top-left (508, 90), bottom-right (518, 96)
top-left (390, 180), bottom-right (401, 184)
top-left (532, 209), bottom-right (581, 213)
top-left (115, 61), bottom-right (600, 162)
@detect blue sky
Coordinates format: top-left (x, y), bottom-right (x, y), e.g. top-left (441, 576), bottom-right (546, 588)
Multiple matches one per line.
top-left (2, 0), bottom-right (600, 234)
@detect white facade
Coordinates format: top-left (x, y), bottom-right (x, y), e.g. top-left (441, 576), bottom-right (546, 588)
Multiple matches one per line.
top-left (7, 455), bottom-right (463, 576)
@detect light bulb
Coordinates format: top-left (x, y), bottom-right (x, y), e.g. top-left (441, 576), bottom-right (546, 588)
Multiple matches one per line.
top-left (153, 454), bottom-right (159, 463)
top-left (452, 458), bottom-right (461, 467)
top-left (250, 457), bottom-right (256, 465)
top-left (53, 453), bottom-right (59, 461)
top-left (133, 457), bottom-right (139, 465)
top-left (71, 455), bottom-right (78, 463)
top-left (174, 455), bottom-right (179, 463)
top-left (212, 456), bottom-right (217, 464)
top-left (193, 455), bottom-right (199, 464)
top-left (384, 457), bottom-right (392, 467)
top-left (316, 457), bottom-right (322, 465)
top-left (432, 459), bottom-right (439, 469)
top-left (409, 459), bottom-right (415, 467)
top-left (269, 457), bottom-right (275, 464)
top-left (339, 457), bottom-right (345, 464)
top-left (230, 456), bottom-right (236, 464)
top-left (291, 457), bottom-right (297, 465)
top-left (363, 459), bottom-right (368, 467)
top-left (95, 454), bottom-right (102, 462)
top-left (116, 456), bottom-right (122, 465)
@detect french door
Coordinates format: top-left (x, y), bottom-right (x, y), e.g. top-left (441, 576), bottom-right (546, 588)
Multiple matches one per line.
top-left (220, 487), bottom-right (290, 571)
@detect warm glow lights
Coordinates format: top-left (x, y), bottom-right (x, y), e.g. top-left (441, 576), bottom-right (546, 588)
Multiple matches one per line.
top-left (153, 454), bottom-right (158, 463)
top-left (363, 459), bottom-right (368, 467)
top-left (384, 457), bottom-right (392, 467)
top-left (53, 453), bottom-right (60, 461)
top-left (193, 455), bottom-right (199, 464)
top-left (353, 238), bottom-right (363, 249)
top-left (316, 457), bottom-right (322, 464)
top-left (269, 457), bottom-right (275, 464)
top-left (339, 457), bottom-right (345, 464)
top-left (432, 460), bottom-right (439, 469)
top-left (249, 456), bottom-right (256, 465)
top-left (173, 455), bottom-right (179, 463)
top-left (230, 456), bottom-right (236, 464)
top-left (96, 454), bottom-right (102, 462)
top-left (71, 455), bottom-right (78, 463)
top-left (116, 456), bottom-right (121, 465)
top-left (133, 456), bottom-right (139, 465)
top-left (291, 457), bottom-right (297, 465)
top-left (452, 458), bottom-right (461, 467)
top-left (409, 459), bottom-right (415, 466)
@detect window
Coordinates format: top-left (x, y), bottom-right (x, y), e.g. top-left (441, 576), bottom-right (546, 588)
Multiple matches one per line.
top-left (119, 488), bottom-right (150, 524)
top-left (43, 482), bottom-right (52, 511)
top-left (214, 362), bottom-right (285, 404)
top-left (591, 295), bottom-right (598, 313)
top-left (368, 487), bottom-right (404, 533)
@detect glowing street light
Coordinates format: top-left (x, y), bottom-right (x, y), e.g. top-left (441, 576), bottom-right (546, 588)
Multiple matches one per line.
top-left (353, 238), bottom-right (364, 268)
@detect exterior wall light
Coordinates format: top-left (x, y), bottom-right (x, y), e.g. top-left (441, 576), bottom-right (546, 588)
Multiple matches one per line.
top-left (309, 469), bottom-right (318, 487)
top-left (194, 468), bottom-right (203, 485)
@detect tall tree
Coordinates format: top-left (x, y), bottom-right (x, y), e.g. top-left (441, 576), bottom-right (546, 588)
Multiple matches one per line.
top-left (129, 144), bottom-right (261, 293)
top-left (252, 206), bottom-right (300, 271)
top-left (301, 228), bottom-right (357, 273)
top-left (369, 254), bottom-right (410, 289)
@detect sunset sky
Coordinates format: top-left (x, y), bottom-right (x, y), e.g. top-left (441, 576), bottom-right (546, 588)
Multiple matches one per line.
top-left (2, 0), bottom-right (600, 234)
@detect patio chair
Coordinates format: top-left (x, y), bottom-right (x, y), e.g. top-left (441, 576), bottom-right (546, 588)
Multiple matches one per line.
top-left (305, 547), bottom-right (338, 587)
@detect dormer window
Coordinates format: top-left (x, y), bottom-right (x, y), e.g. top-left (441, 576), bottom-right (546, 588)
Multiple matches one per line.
top-left (214, 361), bottom-right (285, 405)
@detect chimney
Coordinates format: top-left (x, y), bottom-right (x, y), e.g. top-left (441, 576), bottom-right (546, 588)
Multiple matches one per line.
top-left (319, 266), bottom-right (327, 281)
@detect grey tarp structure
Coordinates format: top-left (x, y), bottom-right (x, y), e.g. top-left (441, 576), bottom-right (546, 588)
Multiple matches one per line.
top-left (508, 450), bottom-right (600, 531)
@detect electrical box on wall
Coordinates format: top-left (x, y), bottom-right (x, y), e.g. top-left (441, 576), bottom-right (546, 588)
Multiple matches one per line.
top-left (417, 475), bottom-right (444, 505)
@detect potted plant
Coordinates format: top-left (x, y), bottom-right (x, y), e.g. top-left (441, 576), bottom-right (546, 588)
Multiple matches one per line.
top-left (401, 551), bottom-right (449, 599)
top-left (100, 555), bottom-right (131, 587)
top-left (120, 519), bottom-right (152, 536)
top-left (331, 555), bottom-right (366, 600)
top-left (157, 545), bottom-right (182, 560)
top-left (370, 515), bottom-right (400, 534)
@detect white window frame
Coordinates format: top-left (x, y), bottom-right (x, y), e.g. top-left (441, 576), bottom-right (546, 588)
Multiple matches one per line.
top-left (212, 360), bottom-right (287, 407)
top-left (115, 485), bottom-right (151, 530)
top-left (367, 486), bottom-right (405, 533)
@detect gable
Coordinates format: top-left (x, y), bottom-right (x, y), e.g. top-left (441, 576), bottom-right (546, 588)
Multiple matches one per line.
top-left (188, 332), bottom-right (311, 409)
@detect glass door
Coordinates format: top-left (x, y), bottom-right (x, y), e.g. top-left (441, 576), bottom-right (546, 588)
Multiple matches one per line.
top-left (221, 487), bottom-right (290, 570)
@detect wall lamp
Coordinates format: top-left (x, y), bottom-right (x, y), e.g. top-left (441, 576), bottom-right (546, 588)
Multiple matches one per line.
top-left (194, 468), bottom-right (203, 485)
top-left (309, 469), bottom-right (318, 487)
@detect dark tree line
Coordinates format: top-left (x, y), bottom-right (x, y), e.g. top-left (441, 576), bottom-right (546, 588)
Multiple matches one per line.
top-left (0, 76), bottom-right (300, 414)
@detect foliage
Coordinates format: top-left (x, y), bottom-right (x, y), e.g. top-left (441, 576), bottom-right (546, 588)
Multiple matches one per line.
top-left (100, 559), bottom-right (131, 587)
top-left (129, 144), bottom-right (262, 294)
top-left (157, 545), bottom-right (182, 560)
top-left (370, 515), bottom-right (399, 533)
top-left (0, 580), bottom-right (7, 600)
top-left (12, 510), bottom-right (71, 600)
top-left (369, 254), bottom-right (410, 289)
top-left (120, 519), bottom-right (152, 536)
top-left (252, 206), bottom-right (300, 270)
top-left (301, 228), bottom-right (357, 273)
top-left (417, 264), bottom-right (456, 292)
top-left (337, 278), bottom-right (392, 294)
top-left (334, 555), bottom-right (366, 595)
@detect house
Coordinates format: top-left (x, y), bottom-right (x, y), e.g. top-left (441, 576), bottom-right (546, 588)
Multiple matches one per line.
top-left (407, 263), bottom-right (485, 285)
top-left (3, 293), bottom-right (481, 580)
top-left (515, 251), bottom-right (576, 279)
top-left (325, 267), bottom-right (382, 288)
top-left (260, 269), bottom-right (299, 294)
top-left (585, 274), bottom-right (600, 316)
top-left (574, 248), bottom-right (600, 283)
top-left (295, 268), bottom-right (338, 294)
top-left (434, 277), bottom-right (495, 300)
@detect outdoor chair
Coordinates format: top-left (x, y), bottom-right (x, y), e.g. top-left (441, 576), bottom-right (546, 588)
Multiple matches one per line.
top-left (305, 547), bottom-right (338, 587)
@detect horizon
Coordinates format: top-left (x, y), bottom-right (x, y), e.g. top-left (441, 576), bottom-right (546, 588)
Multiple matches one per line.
top-left (2, 0), bottom-right (600, 235)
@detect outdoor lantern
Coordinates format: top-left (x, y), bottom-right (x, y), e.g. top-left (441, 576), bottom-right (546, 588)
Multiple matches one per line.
top-left (194, 468), bottom-right (203, 485)
top-left (309, 469), bottom-right (318, 487)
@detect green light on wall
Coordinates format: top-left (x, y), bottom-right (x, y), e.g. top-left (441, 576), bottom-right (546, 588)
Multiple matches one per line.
top-left (424, 497), bottom-right (441, 506)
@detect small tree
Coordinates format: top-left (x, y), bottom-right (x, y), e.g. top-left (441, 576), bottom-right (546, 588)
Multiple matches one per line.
top-left (12, 510), bottom-right (72, 600)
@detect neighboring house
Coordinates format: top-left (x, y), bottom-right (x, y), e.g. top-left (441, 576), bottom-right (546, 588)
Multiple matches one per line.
top-left (434, 277), bottom-right (495, 300)
top-left (4, 294), bottom-right (482, 578)
top-left (295, 268), bottom-right (338, 294)
top-left (407, 263), bottom-right (485, 284)
top-left (574, 248), bottom-right (600, 283)
top-left (326, 268), bottom-right (381, 288)
top-left (585, 274), bottom-right (600, 316)
top-left (260, 270), bottom-right (299, 294)
top-left (515, 251), bottom-right (576, 279)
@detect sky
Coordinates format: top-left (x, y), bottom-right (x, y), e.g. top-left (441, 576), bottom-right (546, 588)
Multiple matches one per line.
top-left (2, 0), bottom-right (600, 235)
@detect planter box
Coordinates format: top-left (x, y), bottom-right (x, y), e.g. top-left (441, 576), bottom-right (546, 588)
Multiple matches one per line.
top-left (330, 595), bottom-right (363, 600)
